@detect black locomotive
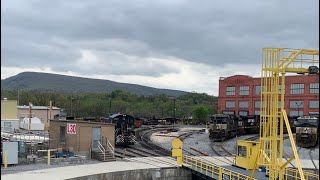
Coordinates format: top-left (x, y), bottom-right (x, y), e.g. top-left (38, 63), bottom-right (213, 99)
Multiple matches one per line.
top-left (295, 116), bottom-right (319, 148)
top-left (102, 113), bottom-right (136, 147)
top-left (208, 114), bottom-right (239, 142)
top-left (238, 115), bottom-right (260, 134)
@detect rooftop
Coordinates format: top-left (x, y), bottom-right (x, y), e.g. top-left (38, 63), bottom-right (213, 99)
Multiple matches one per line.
top-left (17, 105), bottom-right (60, 110)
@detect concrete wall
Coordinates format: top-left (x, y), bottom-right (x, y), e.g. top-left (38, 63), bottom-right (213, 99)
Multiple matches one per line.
top-left (68, 167), bottom-right (191, 180)
top-left (218, 75), bottom-right (319, 116)
top-left (49, 120), bottom-right (115, 158)
top-left (1, 100), bottom-right (18, 119)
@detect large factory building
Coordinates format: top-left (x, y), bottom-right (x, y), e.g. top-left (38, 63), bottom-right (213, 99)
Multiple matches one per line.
top-left (218, 74), bottom-right (319, 116)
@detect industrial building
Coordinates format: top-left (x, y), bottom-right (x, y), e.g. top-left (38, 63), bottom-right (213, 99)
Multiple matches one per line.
top-left (49, 120), bottom-right (115, 158)
top-left (218, 74), bottom-right (319, 116)
top-left (1, 100), bottom-right (19, 132)
top-left (17, 105), bottom-right (61, 128)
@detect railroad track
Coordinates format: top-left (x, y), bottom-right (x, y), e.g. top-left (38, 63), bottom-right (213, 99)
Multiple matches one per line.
top-left (138, 128), bottom-right (172, 156)
top-left (211, 142), bottom-right (233, 157)
top-left (309, 146), bottom-right (318, 170)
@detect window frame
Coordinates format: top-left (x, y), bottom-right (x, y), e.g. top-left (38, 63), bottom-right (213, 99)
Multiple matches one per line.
top-left (239, 86), bottom-right (250, 96)
top-left (290, 83), bottom-right (304, 94)
top-left (226, 86), bottom-right (236, 96)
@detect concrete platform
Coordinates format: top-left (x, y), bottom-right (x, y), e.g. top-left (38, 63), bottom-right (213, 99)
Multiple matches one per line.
top-left (1, 157), bottom-right (177, 180)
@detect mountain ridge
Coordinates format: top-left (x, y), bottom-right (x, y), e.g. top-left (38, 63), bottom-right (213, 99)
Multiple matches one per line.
top-left (1, 72), bottom-right (189, 96)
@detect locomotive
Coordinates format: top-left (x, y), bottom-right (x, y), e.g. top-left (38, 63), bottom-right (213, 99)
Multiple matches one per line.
top-left (102, 113), bottom-right (136, 147)
top-left (208, 114), bottom-right (239, 142)
top-left (238, 115), bottom-right (260, 134)
top-left (295, 116), bottom-right (319, 148)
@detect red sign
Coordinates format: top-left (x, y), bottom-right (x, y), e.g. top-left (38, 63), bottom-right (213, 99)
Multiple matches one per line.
top-left (67, 123), bottom-right (76, 134)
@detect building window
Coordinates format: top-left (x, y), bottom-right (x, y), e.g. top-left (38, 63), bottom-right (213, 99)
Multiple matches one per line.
top-left (239, 86), bottom-right (249, 95)
top-left (60, 126), bottom-right (66, 143)
top-left (309, 100), bottom-right (319, 108)
top-left (278, 85), bottom-right (285, 94)
top-left (289, 101), bottom-right (304, 108)
top-left (223, 111), bottom-right (235, 115)
top-left (289, 111), bottom-right (303, 116)
top-left (238, 146), bottom-right (247, 157)
top-left (254, 111), bottom-right (261, 115)
top-left (290, 84), bottom-right (304, 94)
top-left (239, 111), bottom-right (248, 116)
top-left (226, 101), bottom-right (235, 108)
top-left (239, 101), bottom-right (249, 108)
top-left (226, 86), bottom-right (236, 96)
top-left (310, 83), bottom-right (319, 94)
top-left (255, 101), bottom-right (261, 108)
top-left (255, 86), bottom-right (261, 95)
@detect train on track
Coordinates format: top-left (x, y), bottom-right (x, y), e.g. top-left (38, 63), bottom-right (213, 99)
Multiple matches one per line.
top-left (208, 114), bottom-right (239, 142)
top-left (295, 116), bottom-right (319, 148)
top-left (102, 113), bottom-right (136, 147)
top-left (208, 113), bottom-right (298, 142)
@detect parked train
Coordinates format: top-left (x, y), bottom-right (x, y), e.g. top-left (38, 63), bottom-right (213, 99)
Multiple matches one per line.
top-left (238, 115), bottom-right (260, 134)
top-left (295, 116), bottom-right (319, 148)
top-left (208, 114), bottom-right (239, 142)
top-left (101, 113), bottom-right (136, 147)
top-left (209, 113), bottom-right (297, 142)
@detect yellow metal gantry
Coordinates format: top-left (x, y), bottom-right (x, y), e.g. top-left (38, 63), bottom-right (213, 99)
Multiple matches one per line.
top-left (250, 48), bottom-right (319, 180)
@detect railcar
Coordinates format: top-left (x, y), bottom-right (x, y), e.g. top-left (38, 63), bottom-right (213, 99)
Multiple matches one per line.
top-left (295, 116), bottom-right (319, 148)
top-left (208, 114), bottom-right (239, 142)
top-left (238, 115), bottom-right (260, 135)
top-left (103, 113), bottom-right (136, 146)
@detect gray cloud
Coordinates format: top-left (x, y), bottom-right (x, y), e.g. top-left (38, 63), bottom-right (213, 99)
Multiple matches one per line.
top-left (1, 0), bottom-right (319, 78)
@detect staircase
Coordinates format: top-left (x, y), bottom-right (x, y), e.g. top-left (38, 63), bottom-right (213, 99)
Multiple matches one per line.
top-left (92, 149), bottom-right (115, 162)
top-left (91, 140), bottom-right (116, 162)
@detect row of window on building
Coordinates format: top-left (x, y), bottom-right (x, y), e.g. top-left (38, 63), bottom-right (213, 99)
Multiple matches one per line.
top-left (225, 100), bottom-right (319, 109)
top-left (226, 83), bottom-right (319, 96)
top-left (223, 110), bottom-right (316, 117)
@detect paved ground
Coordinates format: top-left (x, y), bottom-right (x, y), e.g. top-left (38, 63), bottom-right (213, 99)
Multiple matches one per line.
top-left (1, 159), bottom-right (101, 175)
top-left (1, 157), bottom-right (177, 180)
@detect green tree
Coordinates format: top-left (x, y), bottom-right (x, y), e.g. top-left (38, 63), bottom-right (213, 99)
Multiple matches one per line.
top-left (192, 105), bottom-right (209, 124)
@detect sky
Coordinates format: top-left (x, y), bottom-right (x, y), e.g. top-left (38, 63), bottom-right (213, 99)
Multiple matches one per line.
top-left (1, 0), bottom-right (319, 95)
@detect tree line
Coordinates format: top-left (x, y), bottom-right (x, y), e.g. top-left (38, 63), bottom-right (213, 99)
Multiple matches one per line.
top-left (1, 90), bottom-right (217, 124)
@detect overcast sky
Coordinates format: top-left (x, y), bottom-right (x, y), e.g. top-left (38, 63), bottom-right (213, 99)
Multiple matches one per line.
top-left (1, 0), bottom-right (319, 95)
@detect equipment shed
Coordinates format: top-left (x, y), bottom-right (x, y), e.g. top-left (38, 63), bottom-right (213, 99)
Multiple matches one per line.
top-left (49, 120), bottom-right (115, 158)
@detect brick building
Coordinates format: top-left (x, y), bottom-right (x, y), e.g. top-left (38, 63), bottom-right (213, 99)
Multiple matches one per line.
top-left (218, 74), bottom-right (319, 116)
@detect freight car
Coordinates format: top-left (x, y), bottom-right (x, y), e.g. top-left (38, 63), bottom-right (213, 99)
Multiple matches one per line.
top-left (102, 113), bottom-right (136, 147)
top-left (295, 116), bottom-right (319, 148)
top-left (208, 114), bottom-right (239, 142)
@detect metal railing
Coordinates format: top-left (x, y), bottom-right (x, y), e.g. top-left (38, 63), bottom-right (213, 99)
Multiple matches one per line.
top-left (106, 139), bottom-right (115, 158)
top-left (97, 141), bottom-right (106, 161)
top-left (1, 131), bottom-right (49, 143)
top-left (182, 155), bottom-right (319, 180)
top-left (284, 168), bottom-right (319, 180)
top-left (183, 155), bottom-right (257, 180)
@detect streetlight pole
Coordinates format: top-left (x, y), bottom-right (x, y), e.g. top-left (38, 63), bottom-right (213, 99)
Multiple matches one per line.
top-left (109, 99), bottom-right (112, 116)
top-left (296, 102), bottom-right (303, 117)
top-left (169, 97), bottom-right (176, 129)
top-left (71, 97), bottom-right (74, 117)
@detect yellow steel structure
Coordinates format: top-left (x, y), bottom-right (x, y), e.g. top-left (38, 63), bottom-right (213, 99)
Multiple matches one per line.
top-left (250, 48), bottom-right (319, 180)
top-left (172, 137), bottom-right (183, 166)
top-left (171, 137), bottom-right (319, 180)
top-left (235, 140), bottom-right (262, 170)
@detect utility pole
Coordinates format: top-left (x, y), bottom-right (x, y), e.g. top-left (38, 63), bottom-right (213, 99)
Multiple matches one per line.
top-left (70, 97), bottom-right (74, 117)
top-left (296, 102), bottom-right (303, 117)
top-left (28, 102), bottom-right (32, 132)
top-left (109, 99), bottom-right (112, 116)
